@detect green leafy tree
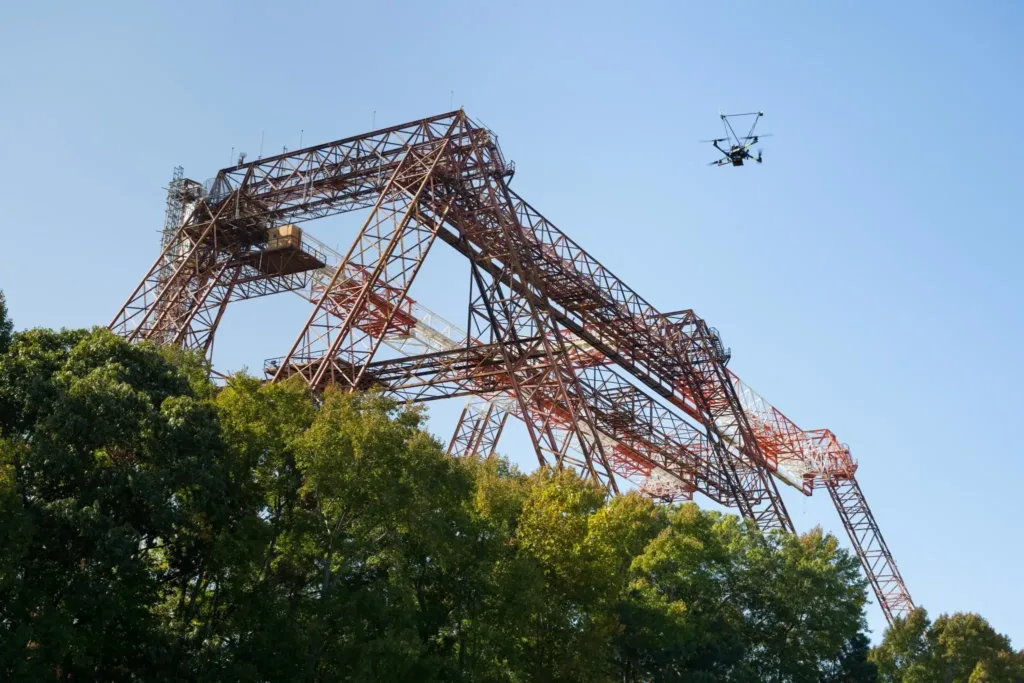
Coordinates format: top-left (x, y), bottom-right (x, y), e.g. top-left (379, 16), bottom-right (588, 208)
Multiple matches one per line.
top-left (871, 609), bottom-right (1024, 683)
top-left (0, 324), bottom-right (899, 682)
top-left (871, 608), bottom-right (932, 681)
top-left (820, 632), bottom-right (878, 682)
top-left (203, 382), bottom-right (498, 682)
top-left (502, 471), bottom-right (661, 682)
top-left (0, 289), bottom-right (12, 355)
top-left (616, 503), bottom-right (747, 681)
top-left (0, 329), bottom-right (239, 681)
top-left (739, 526), bottom-right (870, 681)
top-left (616, 506), bottom-right (871, 682)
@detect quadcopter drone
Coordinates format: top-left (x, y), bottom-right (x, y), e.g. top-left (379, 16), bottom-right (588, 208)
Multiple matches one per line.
top-left (703, 111), bottom-right (771, 167)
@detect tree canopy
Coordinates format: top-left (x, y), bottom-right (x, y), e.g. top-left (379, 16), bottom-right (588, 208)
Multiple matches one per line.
top-left (0, 324), bottom-right (1016, 681)
top-left (870, 608), bottom-right (1024, 682)
top-left (0, 289), bottom-right (12, 355)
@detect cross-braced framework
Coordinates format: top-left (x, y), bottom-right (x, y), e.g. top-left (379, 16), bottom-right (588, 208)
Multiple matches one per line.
top-left (272, 234), bottom-right (699, 501)
top-left (825, 477), bottom-right (914, 623)
top-left (807, 429), bottom-right (915, 624)
top-left (271, 136), bottom-right (461, 389)
top-left (448, 397), bottom-right (509, 459)
top-left (111, 110), bottom-right (913, 623)
top-left (354, 341), bottom-right (731, 503)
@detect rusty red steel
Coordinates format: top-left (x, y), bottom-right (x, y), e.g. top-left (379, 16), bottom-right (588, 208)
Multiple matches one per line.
top-left (109, 110), bottom-right (913, 623)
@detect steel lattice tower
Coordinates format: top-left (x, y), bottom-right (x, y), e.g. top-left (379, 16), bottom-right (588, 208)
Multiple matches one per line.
top-left (110, 111), bottom-right (913, 624)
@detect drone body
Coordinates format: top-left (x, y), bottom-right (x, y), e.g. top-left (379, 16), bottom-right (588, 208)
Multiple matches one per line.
top-left (703, 111), bottom-right (770, 167)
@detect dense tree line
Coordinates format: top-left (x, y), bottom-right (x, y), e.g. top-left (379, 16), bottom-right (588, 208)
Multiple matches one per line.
top-left (0, 295), bottom-right (1020, 681)
top-left (871, 609), bottom-right (1024, 682)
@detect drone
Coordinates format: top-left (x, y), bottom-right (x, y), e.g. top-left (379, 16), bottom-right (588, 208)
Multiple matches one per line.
top-left (702, 111), bottom-right (771, 167)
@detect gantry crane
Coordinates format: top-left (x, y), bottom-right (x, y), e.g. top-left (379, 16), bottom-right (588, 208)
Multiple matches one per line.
top-left (110, 111), bottom-right (913, 624)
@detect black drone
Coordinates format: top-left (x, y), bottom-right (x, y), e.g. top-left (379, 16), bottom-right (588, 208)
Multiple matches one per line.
top-left (703, 111), bottom-right (771, 167)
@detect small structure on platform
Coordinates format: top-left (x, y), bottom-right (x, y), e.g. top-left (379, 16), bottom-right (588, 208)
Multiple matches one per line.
top-left (239, 224), bottom-right (327, 277)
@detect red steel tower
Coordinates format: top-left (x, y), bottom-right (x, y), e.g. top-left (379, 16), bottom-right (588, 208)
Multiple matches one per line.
top-left (110, 111), bottom-right (913, 624)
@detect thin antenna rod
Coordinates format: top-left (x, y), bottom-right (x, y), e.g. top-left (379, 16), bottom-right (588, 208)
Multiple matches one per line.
top-left (450, 90), bottom-right (454, 109)
top-left (372, 110), bottom-right (376, 129)
top-left (229, 147), bottom-right (234, 166)
top-left (299, 129), bottom-right (304, 148)
top-left (259, 130), bottom-right (265, 159)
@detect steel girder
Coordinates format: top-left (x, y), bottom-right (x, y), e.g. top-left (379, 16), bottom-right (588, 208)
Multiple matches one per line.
top-left (285, 233), bottom-right (696, 499)
top-left (354, 341), bottom-right (734, 504)
top-left (258, 236), bottom-right (673, 496)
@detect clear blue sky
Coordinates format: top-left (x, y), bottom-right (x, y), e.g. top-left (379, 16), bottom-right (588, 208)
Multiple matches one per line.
top-left (2, 0), bottom-right (1022, 642)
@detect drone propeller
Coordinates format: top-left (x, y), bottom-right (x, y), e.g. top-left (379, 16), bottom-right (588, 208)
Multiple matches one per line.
top-left (756, 149), bottom-right (763, 163)
top-left (700, 138), bottom-right (728, 143)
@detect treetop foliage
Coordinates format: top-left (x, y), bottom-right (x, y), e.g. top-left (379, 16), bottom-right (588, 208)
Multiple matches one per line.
top-left (0, 289), bottom-right (12, 355)
top-left (0, 324), bottom-right (1019, 681)
top-left (870, 608), bottom-right (1024, 682)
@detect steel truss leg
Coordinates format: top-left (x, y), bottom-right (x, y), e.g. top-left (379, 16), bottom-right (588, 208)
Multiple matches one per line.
top-left (665, 313), bottom-right (795, 533)
top-left (109, 194), bottom-right (262, 353)
top-left (464, 248), bottom-right (619, 492)
top-left (167, 262), bottom-right (244, 353)
top-left (432, 139), bottom-right (620, 491)
top-left (825, 476), bottom-right (914, 624)
top-left (273, 123), bottom-right (469, 389)
top-left (447, 397), bottom-right (510, 458)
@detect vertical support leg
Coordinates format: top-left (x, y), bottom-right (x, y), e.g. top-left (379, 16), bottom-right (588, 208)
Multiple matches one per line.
top-left (667, 313), bottom-right (794, 533)
top-left (175, 263), bottom-right (244, 353)
top-left (110, 215), bottom-right (217, 343)
top-left (463, 242), bottom-right (619, 491)
top-left (826, 476), bottom-right (913, 624)
top-left (110, 193), bottom-right (254, 355)
top-left (448, 397), bottom-right (510, 458)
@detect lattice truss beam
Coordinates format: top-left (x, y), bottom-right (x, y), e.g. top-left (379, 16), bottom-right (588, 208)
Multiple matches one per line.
top-left (267, 236), bottom-right (710, 502)
top-left (110, 110), bottom-right (912, 622)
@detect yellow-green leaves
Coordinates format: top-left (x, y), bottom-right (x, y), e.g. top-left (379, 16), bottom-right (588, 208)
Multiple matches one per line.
top-left (0, 326), bottom-right (910, 681)
top-left (871, 609), bottom-right (1024, 683)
